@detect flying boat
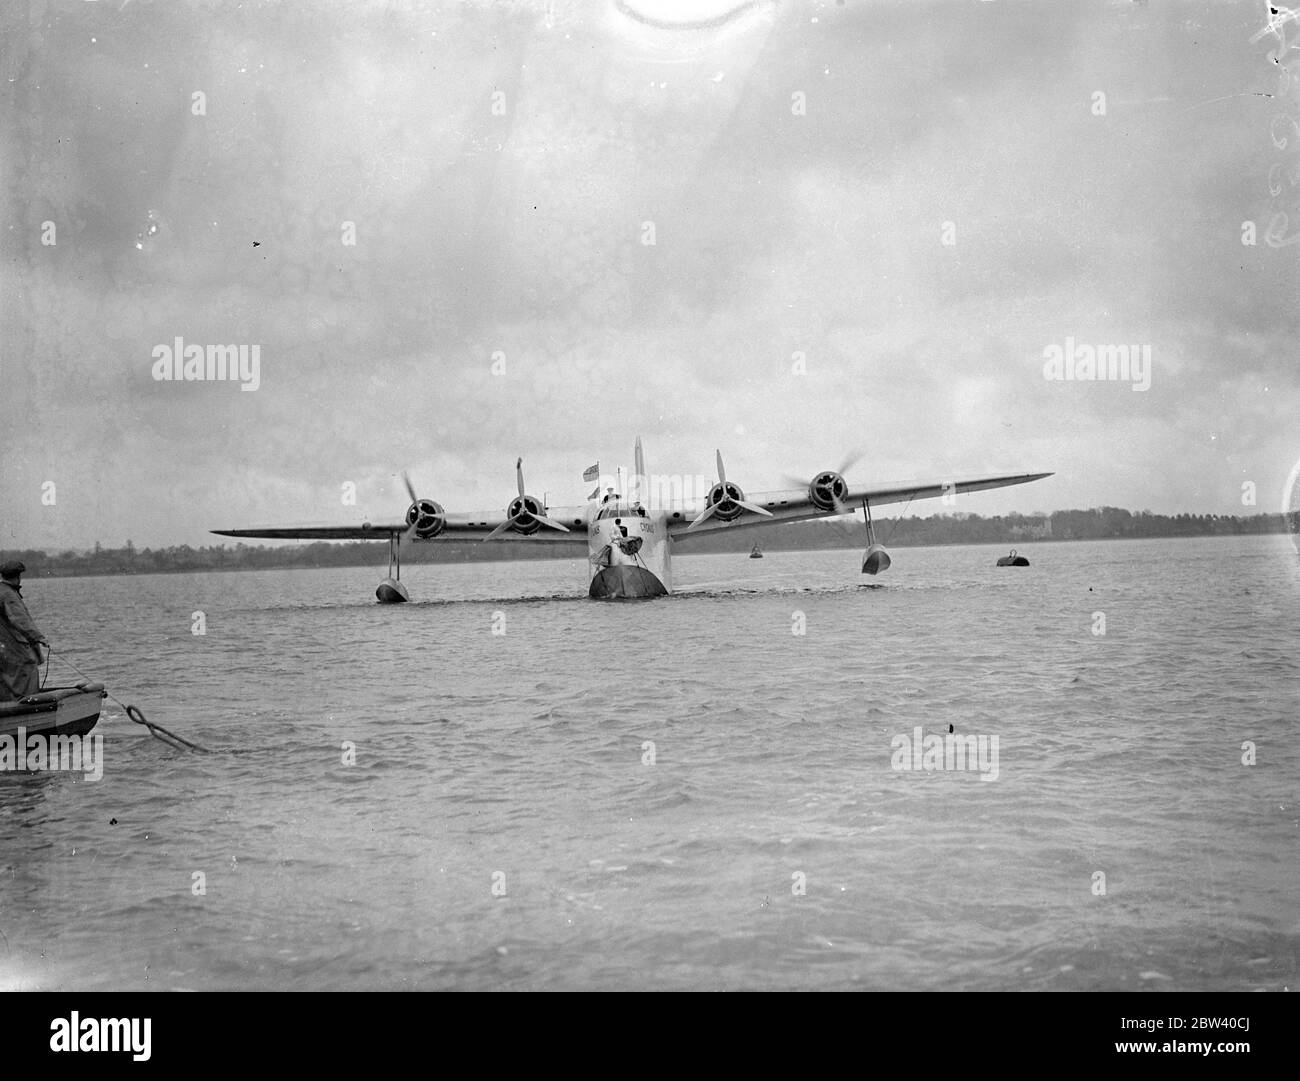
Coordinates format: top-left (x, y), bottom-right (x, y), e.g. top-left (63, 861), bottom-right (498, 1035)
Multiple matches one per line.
top-left (212, 438), bottom-right (1051, 601)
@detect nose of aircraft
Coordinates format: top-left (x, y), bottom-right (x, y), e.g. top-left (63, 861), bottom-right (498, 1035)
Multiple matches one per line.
top-left (588, 510), bottom-right (666, 597)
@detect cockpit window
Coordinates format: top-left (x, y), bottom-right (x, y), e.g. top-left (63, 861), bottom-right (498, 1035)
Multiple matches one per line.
top-left (596, 501), bottom-right (648, 520)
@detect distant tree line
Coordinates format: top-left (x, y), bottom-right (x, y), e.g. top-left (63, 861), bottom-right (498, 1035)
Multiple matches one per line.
top-left (4, 508), bottom-right (1296, 579)
top-left (689, 508), bottom-right (1298, 552)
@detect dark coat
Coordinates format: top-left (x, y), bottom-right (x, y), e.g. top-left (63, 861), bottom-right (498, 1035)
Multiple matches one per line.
top-left (0, 580), bottom-right (45, 699)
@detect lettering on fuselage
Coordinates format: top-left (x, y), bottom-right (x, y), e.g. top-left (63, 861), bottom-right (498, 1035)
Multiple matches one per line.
top-left (591, 520), bottom-right (656, 536)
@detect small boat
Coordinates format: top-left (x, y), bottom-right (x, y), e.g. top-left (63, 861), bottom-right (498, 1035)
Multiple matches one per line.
top-left (996, 549), bottom-right (1030, 567)
top-left (750, 543), bottom-right (763, 559)
top-left (0, 683), bottom-right (106, 744)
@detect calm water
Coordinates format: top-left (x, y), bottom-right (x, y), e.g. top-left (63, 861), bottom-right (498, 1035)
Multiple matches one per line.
top-left (2, 536), bottom-right (1297, 991)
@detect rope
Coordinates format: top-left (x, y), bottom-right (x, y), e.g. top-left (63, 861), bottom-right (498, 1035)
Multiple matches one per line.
top-left (123, 703), bottom-right (210, 754)
top-left (883, 491), bottom-right (918, 547)
top-left (47, 651), bottom-right (212, 754)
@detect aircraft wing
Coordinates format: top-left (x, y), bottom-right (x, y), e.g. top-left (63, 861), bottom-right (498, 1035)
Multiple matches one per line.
top-left (212, 506), bottom-right (591, 547)
top-left (668, 472), bottom-right (1053, 540)
top-left (212, 522), bottom-right (411, 540)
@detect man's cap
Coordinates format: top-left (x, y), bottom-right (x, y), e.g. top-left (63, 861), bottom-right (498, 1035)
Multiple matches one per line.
top-left (0, 560), bottom-right (26, 578)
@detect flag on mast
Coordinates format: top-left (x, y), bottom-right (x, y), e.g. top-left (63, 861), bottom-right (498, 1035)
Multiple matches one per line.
top-left (582, 462), bottom-right (599, 482)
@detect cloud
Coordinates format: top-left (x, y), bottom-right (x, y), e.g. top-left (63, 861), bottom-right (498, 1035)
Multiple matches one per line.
top-left (2, 0), bottom-right (1294, 548)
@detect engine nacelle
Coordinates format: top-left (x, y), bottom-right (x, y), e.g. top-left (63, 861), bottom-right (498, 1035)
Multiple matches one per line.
top-left (704, 479), bottom-right (749, 523)
top-left (808, 470), bottom-right (850, 512)
top-left (405, 498), bottom-right (446, 538)
top-left (504, 494), bottom-right (547, 535)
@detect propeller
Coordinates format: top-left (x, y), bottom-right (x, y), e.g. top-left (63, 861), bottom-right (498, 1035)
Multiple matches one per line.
top-left (399, 471), bottom-right (447, 542)
top-left (401, 471), bottom-right (420, 543)
top-left (484, 457), bottom-right (572, 540)
top-left (688, 450), bottom-right (774, 530)
top-left (782, 449), bottom-right (864, 516)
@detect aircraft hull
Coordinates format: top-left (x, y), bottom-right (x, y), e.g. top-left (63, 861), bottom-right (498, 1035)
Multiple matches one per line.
top-left (587, 506), bottom-right (673, 598)
top-left (589, 565), bottom-right (668, 599)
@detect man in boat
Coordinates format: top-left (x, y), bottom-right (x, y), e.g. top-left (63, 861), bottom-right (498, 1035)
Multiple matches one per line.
top-left (0, 561), bottom-right (48, 700)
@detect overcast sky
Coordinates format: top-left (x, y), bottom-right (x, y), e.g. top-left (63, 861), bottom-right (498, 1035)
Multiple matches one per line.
top-left (3, 0), bottom-right (1296, 550)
